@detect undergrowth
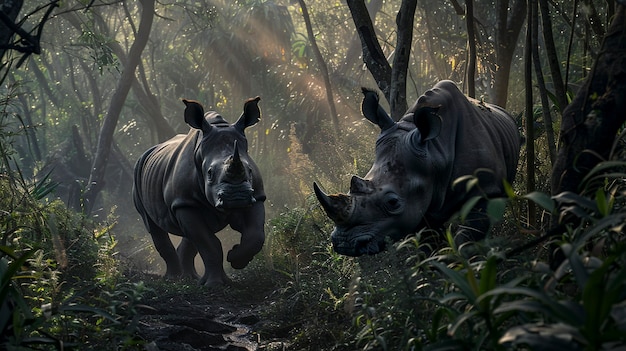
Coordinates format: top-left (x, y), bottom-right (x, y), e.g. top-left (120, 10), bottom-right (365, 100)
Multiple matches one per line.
top-left (1, 86), bottom-right (148, 350)
top-left (265, 158), bottom-right (626, 350)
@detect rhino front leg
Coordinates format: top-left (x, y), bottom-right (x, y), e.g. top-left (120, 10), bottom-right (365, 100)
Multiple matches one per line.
top-left (227, 202), bottom-right (266, 269)
top-left (176, 209), bottom-right (229, 286)
top-left (177, 237), bottom-right (200, 280)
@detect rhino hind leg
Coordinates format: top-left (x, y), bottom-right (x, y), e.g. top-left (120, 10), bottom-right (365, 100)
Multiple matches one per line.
top-left (177, 237), bottom-right (200, 280)
top-left (146, 222), bottom-right (183, 278)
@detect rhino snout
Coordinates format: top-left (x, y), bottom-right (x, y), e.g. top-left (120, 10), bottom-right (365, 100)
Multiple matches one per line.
top-left (214, 184), bottom-right (256, 209)
top-left (332, 230), bottom-right (384, 257)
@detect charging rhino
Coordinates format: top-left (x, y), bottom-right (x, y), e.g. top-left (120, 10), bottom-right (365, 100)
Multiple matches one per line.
top-left (314, 80), bottom-right (521, 256)
top-left (133, 97), bottom-right (265, 285)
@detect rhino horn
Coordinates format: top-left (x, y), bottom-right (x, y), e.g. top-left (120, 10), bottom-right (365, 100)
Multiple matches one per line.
top-left (313, 182), bottom-right (354, 223)
top-left (226, 140), bottom-right (246, 182)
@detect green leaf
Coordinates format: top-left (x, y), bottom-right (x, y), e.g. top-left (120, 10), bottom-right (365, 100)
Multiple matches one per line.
top-left (488, 287), bottom-right (584, 325)
top-left (429, 261), bottom-right (477, 304)
top-left (448, 310), bottom-right (478, 336)
top-left (479, 256), bottom-right (497, 295)
top-left (502, 179), bottom-right (516, 199)
top-left (552, 192), bottom-right (596, 211)
top-left (581, 160), bottom-right (626, 185)
top-left (460, 196), bottom-right (482, 222)
top-left (523, 192), bottom-right (555, 212)
top-left (487, 198), bottom-right (508, 222)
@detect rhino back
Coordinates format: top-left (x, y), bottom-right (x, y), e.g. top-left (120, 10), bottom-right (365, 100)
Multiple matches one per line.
top-left (134, 131), bottom-right (207, 234)
top-left (406, 80), bottom-right (520, 218)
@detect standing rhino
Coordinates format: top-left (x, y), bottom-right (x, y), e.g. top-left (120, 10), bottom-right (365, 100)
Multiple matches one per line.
top-left (133, 97), bottom-right (265, 285)
top-left (314, 80), bottom-right (521, 256)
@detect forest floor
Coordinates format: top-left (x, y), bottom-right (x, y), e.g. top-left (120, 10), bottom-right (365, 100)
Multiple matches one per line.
top-left (127, 270), bottom-right (295, 351)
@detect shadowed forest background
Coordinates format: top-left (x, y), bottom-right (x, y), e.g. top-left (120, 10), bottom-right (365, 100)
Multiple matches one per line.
top-left (2, 0), bottom-right (626, 350)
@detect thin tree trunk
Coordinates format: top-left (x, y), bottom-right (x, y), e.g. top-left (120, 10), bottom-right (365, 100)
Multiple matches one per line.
top-left (532, 0), bottom-right (556, 165)
top-left (297, 0), bottom-right (339, 134)
top-left (82, 0), bottom-right (154, 214)
top-left (539, 0), bottom-right (567, 113)
top-left (465, 0), bottom-right (476, 98)
top-left (525, 0), bottom-right (536, 227)
top-left (347, 0), bottom-right (415, 120)
top-left (346, 0), bottom-right (392, 99)
top-left (492, 0), bottom-right (526, 108)
top-left (388, 0), bottom-right (416, 120)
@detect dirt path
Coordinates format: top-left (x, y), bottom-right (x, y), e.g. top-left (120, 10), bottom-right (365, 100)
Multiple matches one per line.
top-left (132, 272), bottom-right (291, 351)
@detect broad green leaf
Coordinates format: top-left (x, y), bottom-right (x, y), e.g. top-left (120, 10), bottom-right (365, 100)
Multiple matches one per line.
top-left (595, 188), bottom-right (609, 217)
top-left (553, 192), bottom-right (596, 211)
top-left (479, 256), bottom-right (497, 295)
top-left (429, 261), bottom-right (477, 303)
top-left (487, 198), bottom-right (507, 221)
top-left (523, 192), bottom-right (555, 212)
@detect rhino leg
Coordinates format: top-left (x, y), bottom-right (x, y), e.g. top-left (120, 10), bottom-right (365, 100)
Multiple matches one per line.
top-left (227, 202), bottom-right (265, 269)
top-left (177, 237), bottom-right (200, 280)
top-left (176, 209), bottom-right (229, 286)
top-left (147, 222), bottom-right (183, 278)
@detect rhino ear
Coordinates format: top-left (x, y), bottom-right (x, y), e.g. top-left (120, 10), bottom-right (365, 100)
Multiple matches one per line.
top-left (412, 105), bottom-right (442, 143)
top-left (234, 96), bottom-right (261, 132)
top-left (361, 87), bottom-right (395, 131)
top-left (182, 99), bottom-right (207, 130)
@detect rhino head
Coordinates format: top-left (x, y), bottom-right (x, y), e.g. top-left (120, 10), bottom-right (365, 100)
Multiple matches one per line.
top-left (314, 88), bottom-right (444, 256)
top-left (183, 97), bottom-right (264, 211)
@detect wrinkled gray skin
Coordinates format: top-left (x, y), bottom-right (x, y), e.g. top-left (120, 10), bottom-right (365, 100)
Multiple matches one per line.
top-left (133, 97), bottom-right (265, 285)
top-left (314, 80), bottom-right (521, 256)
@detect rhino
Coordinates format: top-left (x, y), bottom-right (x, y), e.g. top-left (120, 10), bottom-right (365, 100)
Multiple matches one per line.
top-left (133, 97), bottom-right (265, 285)
top-left (314, 80), bottom-right (521, 256)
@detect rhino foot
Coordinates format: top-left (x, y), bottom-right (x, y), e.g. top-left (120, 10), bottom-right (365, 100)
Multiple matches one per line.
top-left (199, 271), bottom-right (232, 287)
top-left (227, 245), bottom-right (252, 269)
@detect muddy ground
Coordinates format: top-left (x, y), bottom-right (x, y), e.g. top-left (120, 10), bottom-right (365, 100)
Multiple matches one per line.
top-left (130, 271), bottom-right (298, 351)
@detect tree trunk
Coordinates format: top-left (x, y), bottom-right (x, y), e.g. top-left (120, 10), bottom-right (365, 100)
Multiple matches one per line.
top-left (388, 0), bottom-right (416, 120)
top-left (551, 5), bottom-right (626, 196)
top-left (465, 0), bottom-right (476, 98)
top-left (539, 0), bottom-right (568, 113)
top-left (337, 0), bottom-right (383, 78)
top-left (532, 1), bottom-right (557, 166)
top-left (525, 0), bottom-right (536, 228)
top-left (346, 0), bottom-right (415, 120)
top-left (82, 0), bottom-right (155, 215)
top-left (346, 0), bottom-right (392, 100)
top-left (492, 0), bottom-right (526, 108)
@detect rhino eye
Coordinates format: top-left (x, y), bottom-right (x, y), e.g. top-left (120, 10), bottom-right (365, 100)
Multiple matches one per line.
top-left (382, 192), bottom-right (403, 214)
top-left (207, 167), bottom-right (214, 183)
